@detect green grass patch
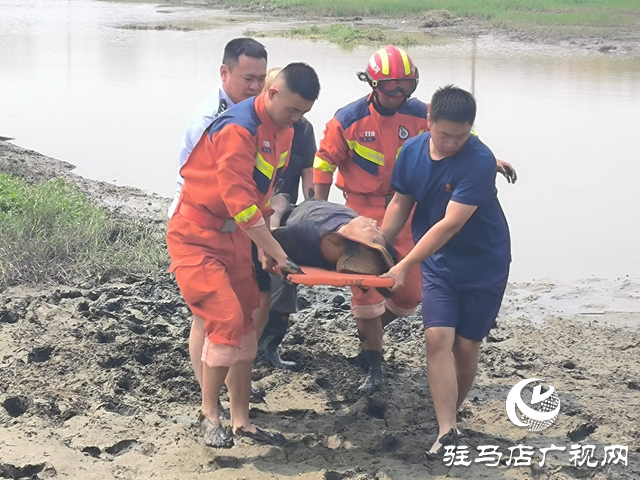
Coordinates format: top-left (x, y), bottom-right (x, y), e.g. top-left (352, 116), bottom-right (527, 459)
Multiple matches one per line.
top-left (215, 0), bottom-right (640, 28)
top-left (245, 24), bottom-right (418, 47)
top-left (0, 175), bottom-right (168, 287)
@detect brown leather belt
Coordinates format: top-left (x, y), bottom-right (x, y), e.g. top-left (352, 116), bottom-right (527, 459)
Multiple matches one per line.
top-left (175, 201), bottom-right (236, 233)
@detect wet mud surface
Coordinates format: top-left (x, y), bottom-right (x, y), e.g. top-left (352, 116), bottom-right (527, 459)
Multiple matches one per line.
top-left (1, 143), bottom-right (639, 479)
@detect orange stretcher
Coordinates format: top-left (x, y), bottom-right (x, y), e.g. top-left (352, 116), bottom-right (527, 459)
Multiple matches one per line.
top-left (284, 266), bottom-right (395, 288)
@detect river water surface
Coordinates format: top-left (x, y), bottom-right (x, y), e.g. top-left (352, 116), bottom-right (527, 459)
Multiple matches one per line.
top-left (1, 0), bottom-right (640, 284)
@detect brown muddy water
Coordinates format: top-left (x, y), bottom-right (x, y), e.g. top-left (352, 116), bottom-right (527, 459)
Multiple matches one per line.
top-left (1, 0), bottom-right (640, 283)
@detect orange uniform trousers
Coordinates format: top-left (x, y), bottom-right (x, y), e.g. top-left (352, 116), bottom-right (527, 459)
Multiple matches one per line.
top-left (346, 194), bottom-right (422, 319)
top-left (166, 211), bottom-right (259, 347)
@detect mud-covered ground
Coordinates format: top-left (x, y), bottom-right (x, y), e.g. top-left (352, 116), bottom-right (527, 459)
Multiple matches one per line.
top-left (1, 143), bottom-right (639, 479)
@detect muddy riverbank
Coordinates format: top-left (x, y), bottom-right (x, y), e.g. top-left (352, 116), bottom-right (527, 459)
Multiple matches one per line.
top-left (1, 142), bottom-right (638, 479)
top-left (179, 2), bottom-right (640, 56)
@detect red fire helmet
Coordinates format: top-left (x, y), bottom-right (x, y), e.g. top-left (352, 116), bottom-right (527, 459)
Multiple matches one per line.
top-left (358, 45), bottom-right (419, 97)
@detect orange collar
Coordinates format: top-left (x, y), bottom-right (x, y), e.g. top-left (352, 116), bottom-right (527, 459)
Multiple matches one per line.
top-left (254, 93), bottom-right (281, 135)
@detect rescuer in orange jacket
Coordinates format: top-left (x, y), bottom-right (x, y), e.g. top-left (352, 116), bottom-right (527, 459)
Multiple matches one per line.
top-left (167, 63), bottom-right (320, 447)
top-left (313, 46), bottom-right (517, 396)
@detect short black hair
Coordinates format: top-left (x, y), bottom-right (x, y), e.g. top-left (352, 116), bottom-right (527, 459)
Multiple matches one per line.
top-left (278, 63), bottom-right (321, 101)
top-left (430, 85), bottom-right (476, 125)
top-left (222, 38), bottom-right (267, 70)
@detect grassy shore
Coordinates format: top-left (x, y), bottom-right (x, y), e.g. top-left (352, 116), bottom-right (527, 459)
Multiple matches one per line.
top-left (245, 24), bottom-right (419, 47)
top-left (0, 175), bottom-right (167, 287)
top-left (214, 0), bottom-right (640, 28)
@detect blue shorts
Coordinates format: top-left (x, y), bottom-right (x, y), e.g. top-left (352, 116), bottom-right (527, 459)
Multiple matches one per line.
top-left (421, 269), bottom-right (508, 341)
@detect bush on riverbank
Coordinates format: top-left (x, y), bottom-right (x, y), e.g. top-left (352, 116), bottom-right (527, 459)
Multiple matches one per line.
top-left (0, 175), bottom-right (168, 287)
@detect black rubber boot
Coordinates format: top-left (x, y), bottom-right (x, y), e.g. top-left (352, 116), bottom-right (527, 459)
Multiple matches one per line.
top-left (358, 350), bottom-right (382, 396)
top-left (260, 312), bottom-right (297, 370)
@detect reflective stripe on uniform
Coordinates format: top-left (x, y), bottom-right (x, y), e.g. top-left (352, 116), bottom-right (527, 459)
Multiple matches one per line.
top-left (313, 156), bottom-right (337, 173)
top-left (346, 140), bottom-right (385, 166)
top-left (254, 152), bottom-right (275, 179)
top-left (234, 204), bottom-right (258, 223)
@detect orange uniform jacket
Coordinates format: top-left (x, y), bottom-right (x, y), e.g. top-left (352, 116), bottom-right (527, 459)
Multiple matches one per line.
top-left (313, 94), bottom-right (429, 197)
top-left (170, 93), bottom-right (293, 260)
top-left (313, 94), bottom-right (429, 317)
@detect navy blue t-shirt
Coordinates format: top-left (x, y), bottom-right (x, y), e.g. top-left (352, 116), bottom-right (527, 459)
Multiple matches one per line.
top-left (391, 132), bottom-right (511, 285)
top-left (278, 117), bottom-right (316, 204)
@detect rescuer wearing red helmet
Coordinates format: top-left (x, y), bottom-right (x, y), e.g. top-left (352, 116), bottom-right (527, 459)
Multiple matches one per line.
top-left (313, 45), bottom-right (428, 396)
top-left (313, 45), bottom-right (516, 396)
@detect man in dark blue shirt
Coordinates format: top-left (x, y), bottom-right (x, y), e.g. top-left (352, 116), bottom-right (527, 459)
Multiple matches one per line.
top-left (381, 85), bottom-right (511, 457)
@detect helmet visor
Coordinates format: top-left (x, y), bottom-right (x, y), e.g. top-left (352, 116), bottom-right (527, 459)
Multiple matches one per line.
top-left (376, 78), bottom-right (417, 97)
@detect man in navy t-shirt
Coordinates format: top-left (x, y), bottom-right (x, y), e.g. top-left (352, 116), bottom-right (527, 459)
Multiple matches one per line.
top-left (381, 85), bottom-right (511, 457)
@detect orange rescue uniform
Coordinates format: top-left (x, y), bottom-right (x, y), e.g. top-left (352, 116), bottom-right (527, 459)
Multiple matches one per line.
top-left (167, 94), bottom-right (293, 347)
top-left (314, 94), bottom-right (429, 318)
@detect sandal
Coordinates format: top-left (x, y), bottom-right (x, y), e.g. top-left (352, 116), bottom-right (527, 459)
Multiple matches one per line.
top-left (234, 426), bottom-right (286, 446)
top-left (425, 428), bottom-right (459, 461)
top-left (198, 412), bottom-right (233, 448)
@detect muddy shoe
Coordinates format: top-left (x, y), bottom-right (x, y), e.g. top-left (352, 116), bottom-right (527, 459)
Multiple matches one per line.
top-left (358, 368), bottom-right (382, 396)
top-left (425, 428), bottom-right (460, 461)
top-left (198, 413), bottom-right (233, 448)
top-left (234, 427), bottom-right (286, 446)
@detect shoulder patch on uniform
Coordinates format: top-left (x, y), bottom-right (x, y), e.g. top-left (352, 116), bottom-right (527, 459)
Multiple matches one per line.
top-left (398, 125), bottom-right (409, 140)
top-left (335, 96), bottom-right (371, 130)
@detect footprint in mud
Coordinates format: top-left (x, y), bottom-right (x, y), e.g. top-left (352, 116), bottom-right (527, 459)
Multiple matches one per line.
top-left (115, 374), bottom-right (138, 392)
top-left (2, 396), bottom-right (31, 417)
top-left (210, 456), bottom-right (246, 469)
top-left (0, 462), bottom-right (54, 479)
top-left (0, 309), bottom-right (19, 324)
top-left (104, 439), bottom-right (139, 457)
top-left (568, 423), bottom-right (597, 442)
top-left (94, 330), bottom-right (116, 343)
top-left (81, 446), bottom-right (102, 458)
top-left (101, 398), bottom-right (139, 416)
top-left (27, 345), bottom-right (54, 363)
top-left (98, 356), bottom-right (127, 369)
